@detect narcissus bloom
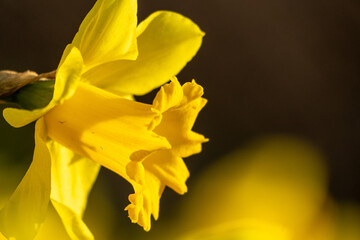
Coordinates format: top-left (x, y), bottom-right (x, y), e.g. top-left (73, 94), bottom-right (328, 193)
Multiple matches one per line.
top-left (0, 0), bottom-right (206, 239)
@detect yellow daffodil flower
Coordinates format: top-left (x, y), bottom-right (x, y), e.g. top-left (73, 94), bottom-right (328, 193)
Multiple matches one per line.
top-left (0, 0), bottom-right (206, 239)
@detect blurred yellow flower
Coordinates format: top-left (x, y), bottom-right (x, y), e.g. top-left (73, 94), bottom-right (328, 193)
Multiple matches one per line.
top-left (0, 0), bottom-right (206, 239)
top-left (172, 137), bottom-right (360, 240)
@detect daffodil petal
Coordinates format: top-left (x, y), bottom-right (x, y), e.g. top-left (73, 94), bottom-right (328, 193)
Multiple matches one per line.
top-left (72, 0), bottom-right (138, 71)
top-left (3, 44), bottom-right (83, 128)
top-left (52, 44), bottom-right (83, 105)
top-left (34, 204), bottom-right (72, 240)
top-left (47, 140), bottom-right (100, 240)
top-left (0, 118), bottom-right (51, 240)
top-left (3, 107), bottom-right (50, 129)
top-left (82, 11), bottom-right (204, 95)
top-left (51, 200), bottom-right (94, 240)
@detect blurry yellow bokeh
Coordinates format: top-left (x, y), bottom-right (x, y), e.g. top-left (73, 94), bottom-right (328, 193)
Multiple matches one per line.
top-left (171, 136), bottom-right (360, 240)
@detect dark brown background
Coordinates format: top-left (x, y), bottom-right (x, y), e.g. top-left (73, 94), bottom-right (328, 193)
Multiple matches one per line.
top-left (1, 0), bottom-right (360, 237)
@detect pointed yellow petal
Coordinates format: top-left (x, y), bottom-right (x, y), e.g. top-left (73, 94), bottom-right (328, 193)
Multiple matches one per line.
top-left (3, 44), bottom-right (83, 128)
top-left (51, 200), bottom-right (94, 240)
top-left (47, 141), bottom-right (100, 239)
top-left (82, 11), bottom-right (204, 95)
top-left (0, 118), bottom-right (51, 240)
top-left (52, 45), bottom-right (83, 105)
top-left (49, 141), bottom-right (100, 217)
top-left (44, 82), bottom-right (170, 180)
top-left (72, 0), bottom-right (138, 72)
top-left (34, 204), bottom-right (71, 240)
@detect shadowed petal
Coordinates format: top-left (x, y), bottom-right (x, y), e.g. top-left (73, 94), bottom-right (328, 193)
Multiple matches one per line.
top-left (48, 141), bottom-right (100, 240)
top-left (72, 0), bottom-right (138, 71)
top-left (0, 118), bottom-right (51, 240)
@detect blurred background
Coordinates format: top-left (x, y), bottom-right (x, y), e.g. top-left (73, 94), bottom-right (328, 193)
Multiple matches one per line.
top-left (1, 0), bottom-right (360, 239)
